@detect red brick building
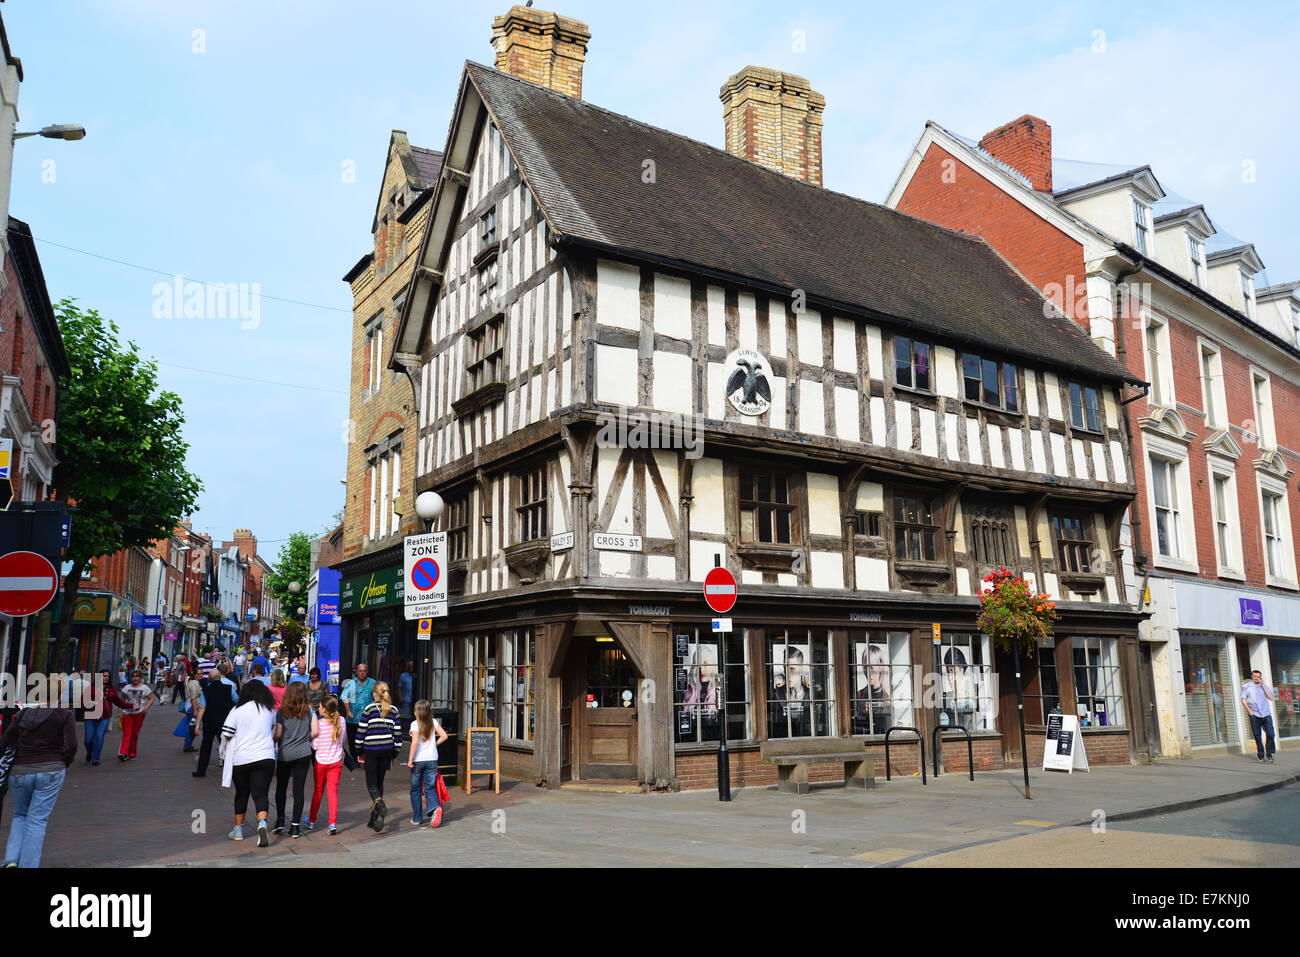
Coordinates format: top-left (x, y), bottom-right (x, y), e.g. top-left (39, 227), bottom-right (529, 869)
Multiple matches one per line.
top-left (888, 115), bottom-right (1300, 759)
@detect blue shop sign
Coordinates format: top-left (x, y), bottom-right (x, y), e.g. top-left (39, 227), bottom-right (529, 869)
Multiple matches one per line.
top-left (1239, 598), bottom-right (1264, 627)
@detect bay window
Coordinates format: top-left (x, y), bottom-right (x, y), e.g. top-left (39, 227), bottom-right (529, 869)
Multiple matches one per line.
top-left (740, 470), bottom-right (798, 545)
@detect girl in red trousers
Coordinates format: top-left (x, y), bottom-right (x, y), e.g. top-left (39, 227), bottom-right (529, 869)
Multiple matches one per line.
top-left (117, 670), bottom-right (155, 760)
top-left (307, 696), bottom-right (345, 835)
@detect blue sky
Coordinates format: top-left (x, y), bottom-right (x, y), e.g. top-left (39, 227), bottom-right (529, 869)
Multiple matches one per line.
top-left (7, 0), bottom-right (1298, 552)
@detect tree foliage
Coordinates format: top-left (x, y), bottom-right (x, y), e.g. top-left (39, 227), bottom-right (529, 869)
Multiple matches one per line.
top-left (52, 299), bottom-right (203, 663)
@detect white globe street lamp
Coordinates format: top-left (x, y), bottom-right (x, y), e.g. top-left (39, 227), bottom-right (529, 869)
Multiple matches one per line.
top-left (415, 491), bottom-right (445, 531)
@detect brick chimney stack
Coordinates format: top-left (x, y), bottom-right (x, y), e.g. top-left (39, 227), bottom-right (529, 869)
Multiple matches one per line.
top-left (720, 66), bottom-right (825, 186)
top-left (978, 115), bottom-right (1053, 193)
top-left (491, 6), bottom-right (591, 99)
top-left (225, 528), bottom-right (257, 562)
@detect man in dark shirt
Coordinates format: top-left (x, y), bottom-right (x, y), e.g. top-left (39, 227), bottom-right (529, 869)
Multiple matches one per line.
top-left (193, 663), bottom-right (237, 777)
top-left (1, 705), bottom-right (77, 867)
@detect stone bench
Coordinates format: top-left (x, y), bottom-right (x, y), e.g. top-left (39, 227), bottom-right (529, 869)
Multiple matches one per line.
top-left (760, 738), bottom-right (876, 794)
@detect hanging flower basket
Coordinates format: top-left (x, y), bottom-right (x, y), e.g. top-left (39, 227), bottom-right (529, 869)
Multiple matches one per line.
top-left (976, 567), bottom-right (1056, 654)
top-left (199, 604), bottom-right (223, 622)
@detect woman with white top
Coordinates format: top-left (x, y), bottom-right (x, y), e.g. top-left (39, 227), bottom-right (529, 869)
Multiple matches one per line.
top-left (220, 678), bottom-right (278, 847)
top-left (407, 699), bottom-right (449, 829)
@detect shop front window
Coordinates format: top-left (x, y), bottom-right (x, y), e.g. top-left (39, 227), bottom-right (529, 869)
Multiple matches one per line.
top-left (765, 629), bottom-right (835, 738)
top-left (1268, 638), bottom-right (1300, 739)
top-left (673, 627), bottom-right (751, 744)
top-left (1180, 633), bottom-right (1238, 747)
top-left (463, 633), bottom-right (497, 729)
top-left (501, 628), bottom-right (535, 743)
top-left (1071, 636), bottom-right (1125, 727)
top-left (426, 638), bottom-right (454, 711)
top-left (1023, 643), bottom-right (1060, 726)
top-left (849, 631), bottom-right (912, 735)
top-left (938, 633), bottom-right (995, 731)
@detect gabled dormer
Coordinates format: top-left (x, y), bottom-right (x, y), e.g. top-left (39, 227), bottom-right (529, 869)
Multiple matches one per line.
top-left (1205, 243), bottom-right (1265, 320)
top-left (1054, 166), bottom-right (1165, 256)
top-left (1256, 281), bottom-right (1300, 349)
top-left (1153, 204), bottom-right (1215, 286)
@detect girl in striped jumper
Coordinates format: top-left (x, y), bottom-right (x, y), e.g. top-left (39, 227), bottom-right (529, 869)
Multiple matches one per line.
top-left (357, 682), bottom-right (402, 832)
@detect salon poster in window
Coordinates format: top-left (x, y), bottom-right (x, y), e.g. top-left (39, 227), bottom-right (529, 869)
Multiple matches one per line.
top-left (852, 641), bottom-right (893, 735)
top-left (1042, 713), bottom-right (1090, 773)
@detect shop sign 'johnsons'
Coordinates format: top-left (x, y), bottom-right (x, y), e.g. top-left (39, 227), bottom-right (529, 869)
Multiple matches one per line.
top-left (339, 566), bottom-right (404, 613)
top-left (724, 348), bottom-right (773, 416)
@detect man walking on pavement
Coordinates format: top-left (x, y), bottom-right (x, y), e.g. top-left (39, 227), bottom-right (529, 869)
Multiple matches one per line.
top-left (340, 662), bottom-right (376, 758)
top-left (194, 663), bottom-right (237, 777)
top-left (1242, 669), bottom-right (1277, 763)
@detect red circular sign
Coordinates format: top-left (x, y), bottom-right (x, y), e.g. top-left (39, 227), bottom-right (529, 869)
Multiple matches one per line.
top-left (703, 566), bottom-right (737, 614)
top-left (0, 550), bottom-right (59, 617)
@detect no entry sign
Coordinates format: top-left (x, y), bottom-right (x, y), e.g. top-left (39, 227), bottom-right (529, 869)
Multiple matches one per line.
top-left (0, 550), bottom-right (59, 616)
top-left (703, 566), bottom-right (737, 614)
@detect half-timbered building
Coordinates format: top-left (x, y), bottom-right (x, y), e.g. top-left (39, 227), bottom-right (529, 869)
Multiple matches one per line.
top-left (388, 7), bottom-right (1151, 788)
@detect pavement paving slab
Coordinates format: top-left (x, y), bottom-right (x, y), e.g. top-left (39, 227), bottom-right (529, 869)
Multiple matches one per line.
top-left (23, 713), bottom-right (1300, 867)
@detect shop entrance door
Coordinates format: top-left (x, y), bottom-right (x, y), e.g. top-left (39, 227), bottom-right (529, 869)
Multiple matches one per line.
top-left (1138, 643), bottom-right (1162, 758)
top-left (576, 641), bottom-right (639, 780)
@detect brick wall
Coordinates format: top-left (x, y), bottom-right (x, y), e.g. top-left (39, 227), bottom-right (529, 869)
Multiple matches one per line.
top-left (0, 246), bottom-right (57, 497)
top-left (1125, 305), bottom-right (1300, 586)
top-left (342, 139), bottom-right (437, 562)
top-left (894, 143), bottom-right (1090, 329)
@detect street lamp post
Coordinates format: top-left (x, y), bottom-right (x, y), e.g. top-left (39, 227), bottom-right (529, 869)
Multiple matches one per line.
top-left (13, 123), bottom-right (87, 141)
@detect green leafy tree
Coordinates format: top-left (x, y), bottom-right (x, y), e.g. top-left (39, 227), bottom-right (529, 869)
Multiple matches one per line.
top-left (265, 531), bottom-right (312, 658)
top-left (51, 300), bottom-right (203, 666)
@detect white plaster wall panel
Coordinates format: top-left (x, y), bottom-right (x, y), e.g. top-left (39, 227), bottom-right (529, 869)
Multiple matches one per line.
top-left (811, 551), bottom-right (844, 589)
top-left (655, 274), bottom-right (692, 342)
top-left (1044, 572), bottom-right (1060, 599)
top-left (647, 555), bottom-right (676, 581)
top-left (1103, 389), bottom-right (1119, 429)
top-left (800, 379), bottom-right (825, 436)
top-left (596, 452), bottom-right (636, 537)
top-left (561, 357), bottom-right (571, 408)
top-left (1031, 431), bottom-right (1047, 473)
top-left (737, 291), bottom-right (757, 350)
top-left (1024, 359), bottom-right (1039, 415)
top-left (767, 372), bottom-right (786, 430)
top-left (741, 569), bottom-right (763, 586)
top-left (956, 574), bottom-right (972, 597)
top-left (895, 400), bottom-right (912, 450)
top-left (833, 317), bottom-right (855, 372)
top-left (707, 361), bottom-right (724, 420)
top-left (597, 259), bottom-right (641, 331)
top-left (870, 397), bottom-right (886, 448)
top-left (944, 413), bottom-right (959, 461)
top-left (419, 364), bottom-right (429, 429)
top-left (547, 369), bottom-right (557, 415)
top-left (707, 286), bottom-right (726, 346)
top-left (920, 408), bottom-right (937, 457)
top-left (597, 344), bottom-right (638, 407)
top-left (690, 540), bottom-right (720, 582)
top-left (1008, 428), bottom-right (1025, 471)
top-left (600, 552), bottom-right (632, 578)
top-left (835, 387), bottom-right (860, 443)
top-left (987, 424), bottom-right (1004, 468)
top-left (1014, 506), bottom-right (1031, 556)
top-left (866, 326), bottom-right (883, 382)
top-left (966, 418), bottom-right (983, 465)
top-left (690, 459), bottom-right (725, 534)
top-left (935, 346), bottom-right (958, 398)
top-left (654, 351), bottom-right (694, 416)
top-left (808, 473), bottom-right (842, 536)
top-left (797, 309), bottom-right (822, 360)
top-left (653, 450), bottom-right (679, 515)
top-left (857, 481), bottom-right (883, 512)
top-left (1109, 441), bottom-right (1127, 483)
top-left (776, 573), bottom-right (797, 587)
top-left (768, 300), bottom-right (786, 357)
top-left (856, 556), bottom-right (888, 590)
top-left (1044, 372), bottom-right (1063, 420)
top-left (1091, 441), bottom-right (1109, 482)
top-left (529, 359), bottom-right (541, 424)
top-left (1048, 433), bottom-right (1066, 476)
top-left (645, 465), bottom-right (673, 540)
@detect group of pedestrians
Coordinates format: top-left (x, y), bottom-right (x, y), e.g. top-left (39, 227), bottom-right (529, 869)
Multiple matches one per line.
top-left (191, 656), bottom-right (447, 845)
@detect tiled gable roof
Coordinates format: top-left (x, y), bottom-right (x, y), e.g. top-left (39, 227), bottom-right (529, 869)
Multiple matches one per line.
top-left (468, 62), bottom-right (1134, 384)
